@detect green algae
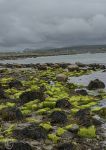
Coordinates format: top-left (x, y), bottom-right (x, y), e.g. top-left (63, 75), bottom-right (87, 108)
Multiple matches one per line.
top-left (65, 124), bottom-right (78, 130)
top-left (21, 109), bottom-right (32, 115)
top-left (40, 122), bottom-right (52, 131)
top-left (0, 77), bottom-right (13, 84)
top-left (4, 124), bottom-right (16, 136)
top-left (56, 127), bottom-right (66, 136)
top-left (69, 95), bottom-right (98, 111)
top-left (48, 134), bottom-right (60, 143)
top-left (0, 102), bottom-right (15, 111)
top-left (26, 117), bottom-right (39, 123)
top-left (78, 126), bottom-right (96, 138)
top-left (36, 108), bottom-right (50, 115)
top-left (0, 136), bottom-right (16, 143)
top-left (42, 101), bottom-right (56, 109)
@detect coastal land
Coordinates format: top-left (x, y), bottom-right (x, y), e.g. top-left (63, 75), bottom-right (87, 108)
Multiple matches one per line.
top-left (0, 62), bottom-right (106, 149)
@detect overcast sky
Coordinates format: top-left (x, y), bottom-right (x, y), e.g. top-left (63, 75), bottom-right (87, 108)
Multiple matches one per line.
top-left (0, 0), bottom-right (106, 51)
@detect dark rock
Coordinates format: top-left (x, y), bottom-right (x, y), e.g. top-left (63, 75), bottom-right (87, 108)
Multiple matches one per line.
top-left (57, 143), bottom-right (73, 150)
top-left (50, 111), bottom-right (67, 124)
top-left (67, 124), bottom-right (79, 133)
top-left (61, 131), bottom-right (74, 140)
top-left (75, 62), bottom-right (86, 67)
top-left (0, 89), bottom-right (7, 99)
top-left (56, 99), bottom-right (72, 109)
top-left (75, 108), bottom-right (92, 127)
top-left (39, 85), bottom-right (46, 92)
top-left (59, 63), bottom-right (70, 69)
top-left (92, 115), bottom-right (104, 126)
top-left (13, 123), bottom-right (47, 140)
top-left (19, 90), bottom-right (44, 104)
top-left (88, 79), bottom-right (105, 90)
top-left (5, 142), bottom-right (32, 150)
top-left (88, 64), bottom-right (106, 70)
top-left (103, 69), bottom-right (106, 72)
top-left (0, 107), bottom-right (23, 121)
top-left (75, 89), bottom-right (88, 96)
top-left (8, 80), bottom-right (23, 89)
top-left (0, 83), bottom-right (7, 99)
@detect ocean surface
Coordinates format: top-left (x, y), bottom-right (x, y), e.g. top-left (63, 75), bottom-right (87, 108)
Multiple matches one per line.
top-left (0, 53), bottom-right (106, 64)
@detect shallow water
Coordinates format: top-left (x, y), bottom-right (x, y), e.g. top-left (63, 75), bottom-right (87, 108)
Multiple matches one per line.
top-left (69, 70), bottom-right (106, 108)
top-left (69, 71), bottom-right (106, 87)
top-left (0, 53), bottom-right (106, 64)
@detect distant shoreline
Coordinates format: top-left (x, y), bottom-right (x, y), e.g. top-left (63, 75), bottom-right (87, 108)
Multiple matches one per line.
top-left (0, 44), bottom-right (106, 60)
top-left (0, 51), bottom-right (106, 60)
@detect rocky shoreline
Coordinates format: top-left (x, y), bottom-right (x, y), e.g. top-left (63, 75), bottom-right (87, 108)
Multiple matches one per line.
top-left (0, 62), bottom-right (106, 150)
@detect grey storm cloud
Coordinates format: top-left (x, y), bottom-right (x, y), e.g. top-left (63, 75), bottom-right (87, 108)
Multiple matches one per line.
top-left (0, 0), bottom-right (106, 51)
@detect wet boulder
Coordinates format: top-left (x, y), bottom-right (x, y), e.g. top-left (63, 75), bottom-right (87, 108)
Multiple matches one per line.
top-left (37, 64), bottom-right (48, 70)
top-left (61, 131), bottom-right (74, 140)
top-left (8, 80), bottom-right (23, 89)
top-left (92, 115), bottom-right (104, 126)
top-left (13, 123), bottom-right (47, 140)
top-left (68, 64), bottom-right (79, 71)
top-left (56, 99), bottom-right (72, 109)
top-left (75, 89), bottom-right (88, 96)
top-left (67, 124), bottom-right (79, 133)
top-left (51, 63), bottom-right (60, 68)
top-left (75, 108), bottom-right (92, 126)
top-left (56, 74), bottom-right (68, 82)
top-left (19, 90), bottom-right (44, 104)
top-left (76, 62), bottom-right (86, 67)
top-left (5, 142), bottom-right (32, 150)
top-left (57, 143), bottom-right (73, 150)
top-left (88, 79), bottom-right (105, 90)
top-left (0, 107), bottom-right (23, 121)
top-left (50, 111), bottom-right (67, 124)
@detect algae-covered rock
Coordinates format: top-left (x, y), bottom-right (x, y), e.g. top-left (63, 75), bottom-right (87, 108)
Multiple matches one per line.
top-left (97, 107), bottom-right (106, 118)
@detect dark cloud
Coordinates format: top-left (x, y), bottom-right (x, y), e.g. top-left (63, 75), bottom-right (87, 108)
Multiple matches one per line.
top-left (0, 0), bottom-right (106, 51)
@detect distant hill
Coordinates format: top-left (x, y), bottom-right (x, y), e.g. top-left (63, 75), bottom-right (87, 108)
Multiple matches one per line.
top-left (23, 44), bottom-right (106, 55)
